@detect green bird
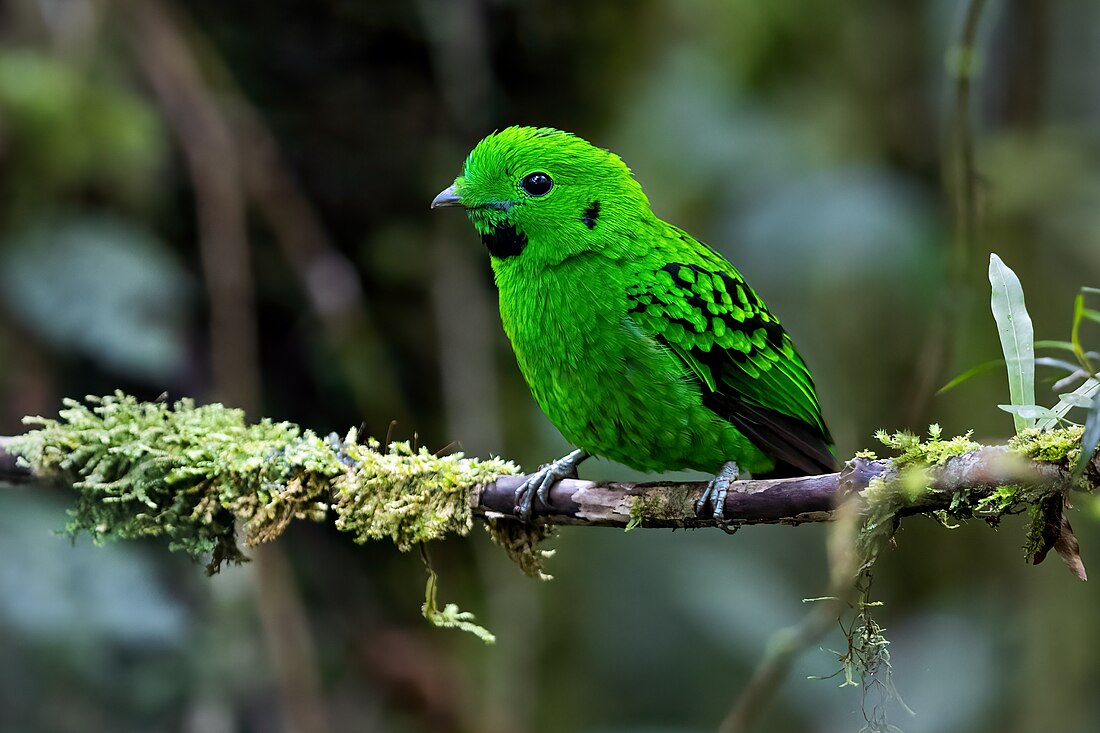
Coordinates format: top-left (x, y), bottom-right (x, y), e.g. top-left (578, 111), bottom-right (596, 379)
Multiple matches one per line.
top-left (432, 126), bottom-right (835, 519)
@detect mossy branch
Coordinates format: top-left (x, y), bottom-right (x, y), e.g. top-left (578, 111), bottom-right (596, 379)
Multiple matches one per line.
top-left (0, 394), bottom-right (526, 569)
top-left (1, 396), bottom-right (1098, 582)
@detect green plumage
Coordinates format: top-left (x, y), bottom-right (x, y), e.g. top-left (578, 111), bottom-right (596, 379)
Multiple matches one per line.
top-left (436, 126), bottom-right (834, 482)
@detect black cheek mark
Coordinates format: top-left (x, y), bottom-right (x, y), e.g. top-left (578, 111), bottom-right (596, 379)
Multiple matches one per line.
top-left (481, 222), bottom-right (528, 259)
top-left (582, 200), bottom-right (601, 229)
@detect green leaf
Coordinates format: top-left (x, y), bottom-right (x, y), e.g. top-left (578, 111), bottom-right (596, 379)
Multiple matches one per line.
top-left (1057, 393), bottom-right (1095, 409)
top-left (1036, 378), bottom-right (1100, 431)
top-left (1034, 342), bottom-right (1100, 364)
top-left (1075, 396), bottom-right (1100, 479)
top-left (997, 404), bottom-right (1055, 420)
top-left (1035, 357), bottom-right (1085, 374)
top-left (937, 358), bottom-right (1003, 394)
top-left (989, 254), bottom-right (1036, 433)
top-left (1072, 293), bottom-right (1097, 373)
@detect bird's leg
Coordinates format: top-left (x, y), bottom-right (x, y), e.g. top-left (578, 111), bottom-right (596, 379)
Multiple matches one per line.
top-left (695, 461), bottom-right (740, 521)
top-left (515, 449), bottom-right (589, 520)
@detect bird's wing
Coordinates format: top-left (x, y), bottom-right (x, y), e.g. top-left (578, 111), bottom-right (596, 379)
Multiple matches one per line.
top-left (626, 240), bottom-right (835, 476)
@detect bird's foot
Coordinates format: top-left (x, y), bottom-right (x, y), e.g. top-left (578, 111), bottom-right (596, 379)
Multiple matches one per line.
top-left (694, 461), bottom-right (740, 522)
top-left (515, 449), bottom-right (588, 520)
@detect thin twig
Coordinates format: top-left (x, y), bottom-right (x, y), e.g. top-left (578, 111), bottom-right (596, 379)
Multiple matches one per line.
top-left (718, 500), bottom-right (865, 733)
top-left (905, 0), bottom-right (990, 422)
top-left (950, 0), bottom-right (988, 276)
top-left (115, 3), bottom-right (327, 732)
top-left (235, 110), bottom-right (410, 422)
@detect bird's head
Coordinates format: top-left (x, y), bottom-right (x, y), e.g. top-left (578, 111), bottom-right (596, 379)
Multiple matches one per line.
top-left (432, 126), bottom-right (650, 265)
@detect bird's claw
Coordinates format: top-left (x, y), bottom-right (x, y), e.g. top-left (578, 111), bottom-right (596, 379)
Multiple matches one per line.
top-left (694, 461), bottom-right (739, 521)
top-left (514, 449), bottom-right (587, 520)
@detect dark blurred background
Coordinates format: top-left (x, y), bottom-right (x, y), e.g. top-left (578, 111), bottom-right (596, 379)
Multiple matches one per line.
top-left (1, 1), bottom-right (1099, 731)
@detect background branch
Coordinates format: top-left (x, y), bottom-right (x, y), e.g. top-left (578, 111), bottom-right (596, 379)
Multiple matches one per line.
top-left (116, 3), bottom-right (327, 731)
top-left (905, 0), bottom-right (991, 422)
top-left (718, 502), bottom-right (865, 733)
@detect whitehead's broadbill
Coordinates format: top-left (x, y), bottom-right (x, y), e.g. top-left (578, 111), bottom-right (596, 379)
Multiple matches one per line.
top-left (433, 127), bottom-right (835, 519)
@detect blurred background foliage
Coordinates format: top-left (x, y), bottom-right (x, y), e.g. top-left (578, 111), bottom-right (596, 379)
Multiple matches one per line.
top-left (0, 0), bottom-right (1099, 731)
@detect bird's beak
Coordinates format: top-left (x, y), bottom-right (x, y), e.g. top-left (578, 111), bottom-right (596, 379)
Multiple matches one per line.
top-left (431, 185), bottom-right (464, 209)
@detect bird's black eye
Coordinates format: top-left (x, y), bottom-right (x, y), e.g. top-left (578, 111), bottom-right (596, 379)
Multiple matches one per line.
top-left (521, 172), bottom-right (553, 196)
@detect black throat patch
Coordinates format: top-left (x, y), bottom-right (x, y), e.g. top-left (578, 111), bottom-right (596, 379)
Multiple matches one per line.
top-left (582, 200), bottom-right (601, 229)
top-left (481, 222), bottom-right (528, 259)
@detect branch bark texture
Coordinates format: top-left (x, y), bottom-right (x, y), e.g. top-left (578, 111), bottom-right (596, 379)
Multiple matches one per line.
top-left (479, 446), bottom-right (1091, 527)
top-left (3, 437), bottom-right (1094, 528)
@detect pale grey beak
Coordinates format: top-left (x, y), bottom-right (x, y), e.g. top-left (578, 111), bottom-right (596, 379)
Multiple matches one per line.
top-left (431, 185), bottom-right (463, 209)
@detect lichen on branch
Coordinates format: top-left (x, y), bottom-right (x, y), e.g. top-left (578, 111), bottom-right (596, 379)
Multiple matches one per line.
top-left (8, 392), bottom-right (529, 641)
top-left (10, 392), bottom-right (523, 566)
top-left (330, 435), bottom-right (520, 551)
top-left (854, 424), bottom-right (1088, 567)
top-left (12, 393), bottom-right (339, 569)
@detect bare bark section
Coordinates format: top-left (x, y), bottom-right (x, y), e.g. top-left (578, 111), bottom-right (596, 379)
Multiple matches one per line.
top-left (476, 447), bottom-right (1084, 526)
top-left (477, 473), bottom-right (846, 527)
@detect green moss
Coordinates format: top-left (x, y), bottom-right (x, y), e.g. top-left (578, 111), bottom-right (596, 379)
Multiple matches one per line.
top-left (330, 435), bottom-right (518, 552)
top-left (626, 489), bottom-right (696, 530)
top-left (861, 422), bottom-right (1089, 589)
top-left (863, 425), bottom-right (1061, 537)
top-left (855, 476), bottom-right (907, 568)
top-left (11, 393), bottom-right (521, 566)
top-left (10, 392), bottom-right (344, 572)
top-left (9, 393), bottom-right (525, 642)
top-left (975, 485), bottom-right (1019, 515)
top-left (629, 490), bottom-right (651, 526)
top-left (855, 426), bottom-right (981, 562)
top-left (421, 547), bottom-right (495, 644)
top-left (841, 416), bottom-right (1092, 727)
top-left (873, 424), bottom-right (981, 468)
top-left (484, 519), bottom-right (556, 580)
top-left (1023, 501), bottom-right (1048, 563)
top-left (1009, 426), bottom-right (1084, 465)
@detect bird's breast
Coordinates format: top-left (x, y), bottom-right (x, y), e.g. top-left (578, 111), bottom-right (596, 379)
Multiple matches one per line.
top-left (495, 257), bottom-right (619, 379)
top-left (492, 255), bottom-right (709, 469)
